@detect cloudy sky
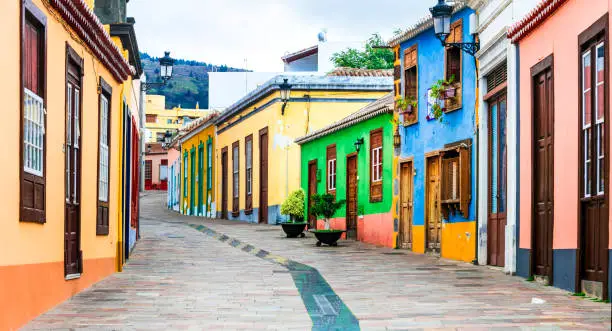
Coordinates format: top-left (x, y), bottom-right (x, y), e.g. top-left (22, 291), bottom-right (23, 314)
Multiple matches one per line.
top-left (128, 0), bottom-right (433, 72)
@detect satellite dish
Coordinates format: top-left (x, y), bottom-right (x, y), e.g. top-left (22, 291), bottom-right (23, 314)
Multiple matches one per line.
top-left (318, 28), bottom-right (328, 42)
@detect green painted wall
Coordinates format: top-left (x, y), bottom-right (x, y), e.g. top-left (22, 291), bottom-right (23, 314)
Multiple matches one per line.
top-left (300, 113), bottom-right (394, 219)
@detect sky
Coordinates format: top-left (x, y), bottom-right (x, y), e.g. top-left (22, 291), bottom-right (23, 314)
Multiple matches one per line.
top-left (128, 0), bottom-right (433, 72)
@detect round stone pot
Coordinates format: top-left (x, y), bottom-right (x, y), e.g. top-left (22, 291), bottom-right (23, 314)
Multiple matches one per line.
top-left (310, 230), bottom-right (346, 247)
top-left (280, 222), bottom-right (307, 238)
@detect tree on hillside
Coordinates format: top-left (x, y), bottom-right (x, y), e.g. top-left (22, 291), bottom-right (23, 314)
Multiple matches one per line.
top-left (331, 33), bottom-right (394, 70)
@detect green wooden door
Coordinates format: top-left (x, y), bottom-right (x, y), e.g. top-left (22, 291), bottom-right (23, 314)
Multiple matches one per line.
top-left (190, 148), bottom-right (196, 215)
top-left (198, 143), bottom-right (204, 216)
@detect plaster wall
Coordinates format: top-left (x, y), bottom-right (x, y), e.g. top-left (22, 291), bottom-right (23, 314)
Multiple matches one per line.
top-left (145, 153), bottom-right (166, 186)
top-left (397, 8), bottom-right (478, 262)
top-left (216, 90), bottom-right (387, 223)
top-left (180, 125), bottom-right (216, 217)
top-left (284, 53), bottom-right (318, 72)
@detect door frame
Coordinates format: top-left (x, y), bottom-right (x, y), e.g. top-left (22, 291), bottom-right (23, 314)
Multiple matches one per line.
top-left (198, 142), bottom-right (204, 215)
top-left (258, 127), bottom-right (269, 224)
top-left (221, 146), bottom-right (228, 219)
top-left (346, 152), bottom-right (358, 239)
top-left (399, 158), bottom-right (414, 249)
top-left (577, 15), bottom-right (610, 297)
top-left (190, 147), bottom-right (196, 215)
top-left (307, 159), bottom-right (318, 229)
top-left (424, 152), bottom-right (441, 255)
top-left (530, 53), bottom-right (555, 282)
top-left (64, 44), bottom-right (83, 278)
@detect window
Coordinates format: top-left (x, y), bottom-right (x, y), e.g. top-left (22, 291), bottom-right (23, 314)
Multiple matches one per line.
top-left (245, 135), bottom-right (253, 212)
top-left (145, 160), bottom-right (152, 180)
top-left (96, 78), bottom-right (112, 235)
top-left (232, 141), bottom-right (240, 215)
top-left (21, 1), bottom-right (47, 223)
top-left (445, 19), bottom-right (463, 111)
top-left (146, 114), bottom-right (157, 123)
top-left (370, 128), bottom-right (383, 202)
top-left (403, 45), bottom-right (418, 125)
top-left (167, 119), bottom-right (172, 124)
top-left (156, 132), bottom-right (164, 142)
top-left (440, 142), bottom-right (471, 218)
top-left (581, 38), bottom-right (606, 198)
top-left (326, 144), bottom-right (336, 193)
top-left (207, 139), bottom-right (212, 190)
top-left (160, 159), bottom-right (168, 181)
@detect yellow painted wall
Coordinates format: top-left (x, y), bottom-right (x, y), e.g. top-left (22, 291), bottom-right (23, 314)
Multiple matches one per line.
top-left (441, 221), bottom-right (476, 263)
top-left (0, 0), bottom-right (138, 328)
top-left (215, 90), bottom-right (387, 218)
top-left (180, 124), bottom-right (216, 216)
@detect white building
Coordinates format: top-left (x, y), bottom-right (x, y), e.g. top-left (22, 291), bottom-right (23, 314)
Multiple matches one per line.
top-left (475, 0), bottom-right (538, 274)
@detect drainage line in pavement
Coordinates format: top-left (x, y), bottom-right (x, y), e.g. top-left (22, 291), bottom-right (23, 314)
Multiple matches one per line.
top-left (189, 223), bottom-right (360, 331)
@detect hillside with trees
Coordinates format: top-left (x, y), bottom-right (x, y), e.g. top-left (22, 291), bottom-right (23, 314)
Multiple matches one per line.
top-left (141, 52), bottom-right (248, 109)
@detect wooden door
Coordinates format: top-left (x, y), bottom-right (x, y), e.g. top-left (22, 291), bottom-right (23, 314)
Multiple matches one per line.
top-left (580, 39), bottom-right (609, 292)
top-left (198, 145), bottom-right (204, 214)
top-left (399, 162), bottom-right (413, 249)
top-left (308, 160), bottom-right (318, 229)
top-left (64, 61), bottom-right (82, 277)
top-left (488, 93), bottom-right (508, 267)
top-left (346, 154), bottom-right (358, 239)
top-left (221, 148), bottom-right (228, 219)
top-left (426, 156), bottom-right (441, 255)
top-left (190, 149), bottom-right (196, 215)
top-left (259, 128), bottom-right (269, 224)
top-left (532, 62), bottom-right (554, 281)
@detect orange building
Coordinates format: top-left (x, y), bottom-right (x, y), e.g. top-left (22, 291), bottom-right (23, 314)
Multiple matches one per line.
top-left (0, 0), bottom-right (143, 328)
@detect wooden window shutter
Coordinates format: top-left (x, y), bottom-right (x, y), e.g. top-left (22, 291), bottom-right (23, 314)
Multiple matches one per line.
top-left (370, 129), bottom-right (383, 202)
top-left (96, 78), bottom-right (112, 235)
top-left (20, 3), bottom-right (47, 224)
top-left (326, 144), bottom-right (336, 195)
top-left (245, 135), bottom-right (253, 212)
top-left (232, 141), bottom-right (239, 216)
top-left (445, 19), bottom-right (463, 111)
top-left (459, 147), bottom-right (471, 217)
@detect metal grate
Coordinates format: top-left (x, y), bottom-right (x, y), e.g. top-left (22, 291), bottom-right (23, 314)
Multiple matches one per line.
top-left (486, 62), bottom-right (507, 93)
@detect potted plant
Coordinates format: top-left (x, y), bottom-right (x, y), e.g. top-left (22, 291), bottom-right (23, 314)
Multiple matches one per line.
top-left (443, 75), bottom-right (456, 98)
top-left (309, 193), bottom-right (346, 247)
top-left (430, 75), bottom-right (456, 100)
top-left (279, 189), bottom-right (307, 238)
top-left (395, 96), bottom-right (417, 114)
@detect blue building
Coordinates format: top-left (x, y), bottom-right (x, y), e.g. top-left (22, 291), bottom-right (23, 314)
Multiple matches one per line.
top-left (389, 5), bottom-right (477, 262)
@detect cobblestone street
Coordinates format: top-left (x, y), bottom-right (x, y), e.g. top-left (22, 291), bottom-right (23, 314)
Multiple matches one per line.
top-left (26, 192), bottom-right (611, 330)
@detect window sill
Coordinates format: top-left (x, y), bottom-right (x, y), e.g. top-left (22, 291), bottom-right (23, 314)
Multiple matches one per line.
top-left (231, 211), bottom-right (240, 218)
top-left (19, 218), bottom-right (46, 224)
top-left (65, 273), bottom-right (81, 281)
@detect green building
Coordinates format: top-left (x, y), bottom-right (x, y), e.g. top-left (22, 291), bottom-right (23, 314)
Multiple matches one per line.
top-left (296, 93), bottom-right (396, 247)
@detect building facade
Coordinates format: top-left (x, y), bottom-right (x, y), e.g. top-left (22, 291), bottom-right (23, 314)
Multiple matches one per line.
top-left (214, 75), bottom-right (392, 224)
top-left (389, 5), bottom-right (478, 262)
top-left (167, 135), bottom-right (182, 212)
top-left (0, 0), bottom-right (141, 328)
top-left (144, 94), bottom-right (213, 143)
top-left (475, 0), bottom-right (538, 273)
top-left (296, 94), bottom-right (395, 247)
top-left (179, 113), bottom-right (218, 217)
top-left (511, 0), bottom-right (611, 299)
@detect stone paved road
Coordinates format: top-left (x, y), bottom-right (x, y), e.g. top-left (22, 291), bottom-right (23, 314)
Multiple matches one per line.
top-left (26, 192), bottom-right (611, 330)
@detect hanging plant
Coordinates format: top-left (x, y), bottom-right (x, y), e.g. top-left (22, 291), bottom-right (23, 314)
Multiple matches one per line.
top-left (395, 95), bottom-right (418, 114)
top-left (430, 75), bottom-right (456, 101)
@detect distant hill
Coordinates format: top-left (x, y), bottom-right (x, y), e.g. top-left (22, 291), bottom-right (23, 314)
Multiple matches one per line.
top-left (140, 52), bottom-right (248, 109)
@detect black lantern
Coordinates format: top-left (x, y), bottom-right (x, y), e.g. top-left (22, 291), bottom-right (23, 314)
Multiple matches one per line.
top-left (141, 51), bottom-right (175, 91)
top-left (354, 138), bottom-right (364, 153)
top-left (159, 51), bottom-right (174, 81)
top-left (146, 144), bottom-right (152, 153)
top-left (429, 0), bottom-right (480, 56)
top-left (279, 78), bottom-right (292, 115)
top-left (163, 130), bottom-right (173, 144)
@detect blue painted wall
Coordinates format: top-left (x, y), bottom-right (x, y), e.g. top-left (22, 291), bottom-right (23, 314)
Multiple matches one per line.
top-left (398, 8), bottom-right (477, 229)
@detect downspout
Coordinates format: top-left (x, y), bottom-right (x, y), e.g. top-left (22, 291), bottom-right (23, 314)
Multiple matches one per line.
top-left (473, 56), bottom-right (480, 265)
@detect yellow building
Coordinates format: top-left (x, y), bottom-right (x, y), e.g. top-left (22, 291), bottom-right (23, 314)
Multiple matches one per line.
top-left (145, 94), bottom-right (214, 143)
top-left (214, 74), bottom-right (392, 224)
top-left (179, 113), bottom-right (219, 216)
top-left (0, 0), bottom-right (142, 328)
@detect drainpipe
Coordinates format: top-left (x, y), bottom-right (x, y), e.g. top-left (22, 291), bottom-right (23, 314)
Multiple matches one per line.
top-left (472, 56), bottom-right (480, 265)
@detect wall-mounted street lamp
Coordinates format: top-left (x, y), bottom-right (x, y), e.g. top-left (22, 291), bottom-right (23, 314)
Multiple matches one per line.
top-left (393, 127), bottom-right (401, 148)
top-left (354, 138), bottom-right (364, 153)
top-left (430, 0), bottom-right (480, 56)
top-left (146, 144), bottom-right (152, 153)
top-left (141, 51), bottom-right (175, 91)
top-left (279, 78), bottom-right (292, 115)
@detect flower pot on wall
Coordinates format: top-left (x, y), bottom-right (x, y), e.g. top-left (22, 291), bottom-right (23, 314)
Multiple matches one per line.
top-left (445, 87), bottom-right (456, 98)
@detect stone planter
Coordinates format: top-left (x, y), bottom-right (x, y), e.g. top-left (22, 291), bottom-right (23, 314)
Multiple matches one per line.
top-left (310, 230), bottom-right (345, 247)
top-left (280, 222), bottom-right (307, 238)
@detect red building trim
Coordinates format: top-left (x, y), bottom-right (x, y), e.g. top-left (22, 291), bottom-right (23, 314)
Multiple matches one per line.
top-left (508, 0), bottom-right (568, 43)
top-left (48, 0), bottom-right (133, 82)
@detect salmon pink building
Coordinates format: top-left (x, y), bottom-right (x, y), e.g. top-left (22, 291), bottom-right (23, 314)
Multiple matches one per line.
top-left (510, 0), bottom-right (611, 299)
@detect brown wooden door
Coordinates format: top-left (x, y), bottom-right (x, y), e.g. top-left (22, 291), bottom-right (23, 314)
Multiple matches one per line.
top-left (307, 160), bottom-right (317, 228)
top-left (399, 162), bottom-right (413, 249)
top-left (532, 65), bottom-right (554, 281)
top-left (488, 93), bottom-right (508, 267)
top-left (221, 148), bottom-right (228, 219)
top-left (259, 128), bottom-right (269, 224)
top-left (580, 39), bottom-right (609, 292)
top-left (346, 154), bottom-right (358, 239)
top-left (65, 64), bottom-right (82, 277)
top-left (426, 156), bottom-right (441, 255)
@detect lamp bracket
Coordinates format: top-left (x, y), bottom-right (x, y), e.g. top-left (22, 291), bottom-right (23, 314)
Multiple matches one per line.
top-left (437, 35), bottom-right (480, 56)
